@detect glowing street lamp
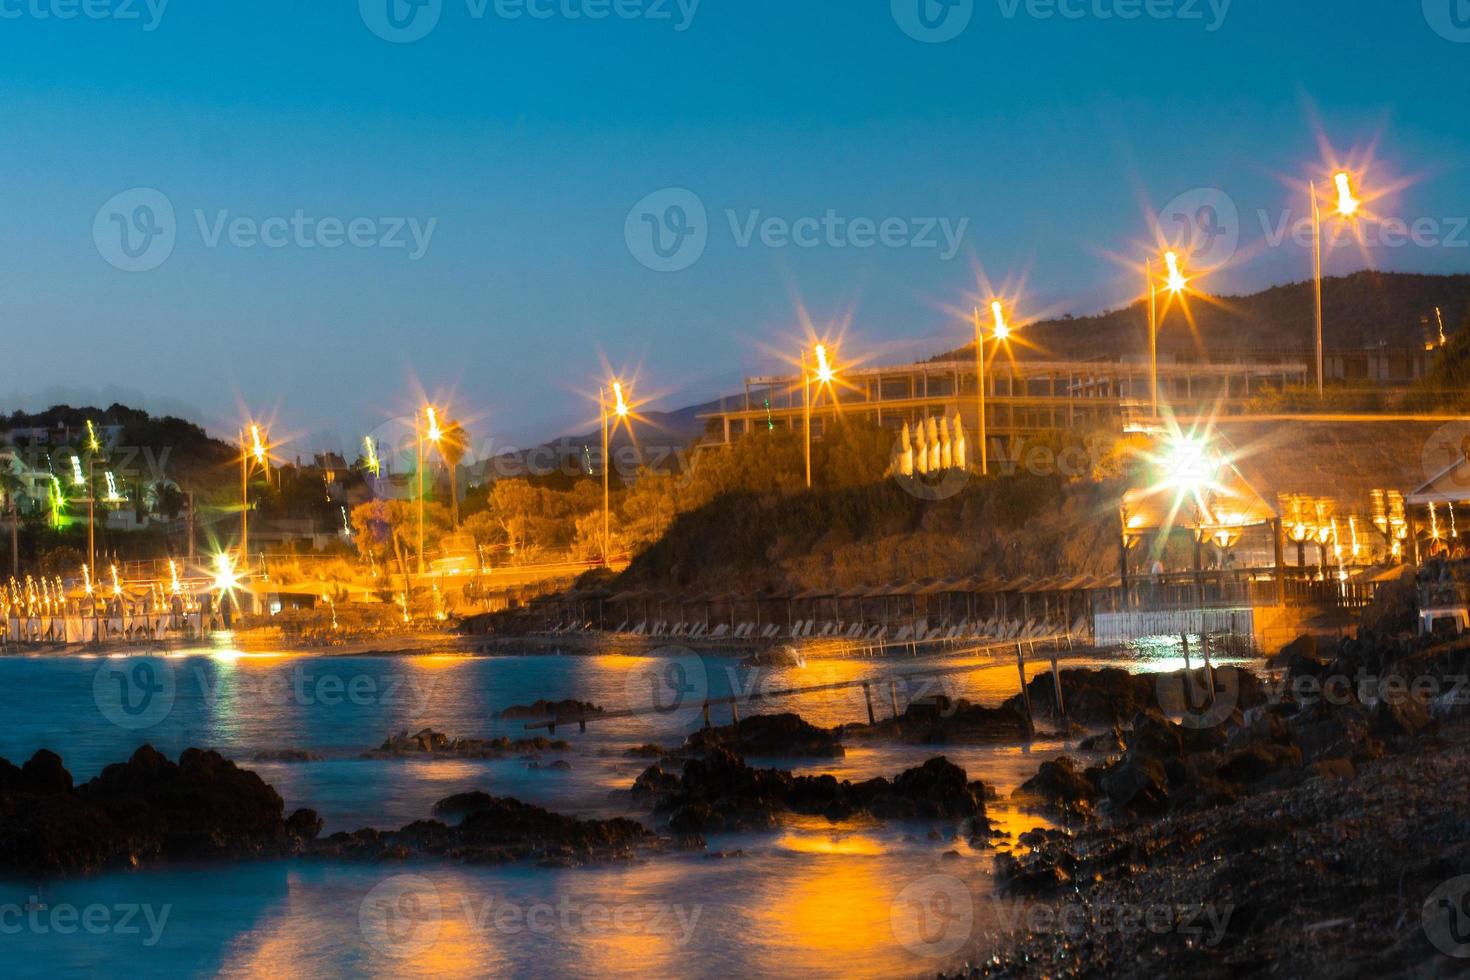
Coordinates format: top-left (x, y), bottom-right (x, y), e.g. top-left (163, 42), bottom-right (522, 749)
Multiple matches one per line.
top-left (84, 420), bottom-right (101, 581)
top-left (973, 303), bottom-right (1016, 477)
top-left (416, 405), bottom-right (443, 577)
top-left (601, 379), bottom-right (634, 566)
top-left (239, 423), bottom-right (269, 570)
top-left (363, 436), bottom-right (381, 477)
top-left (1311, 170), bottom-right (1362, 396)
top-left (1147, 252), bottom-right (1188, 416)
top-left (802, 344), bottom-right (839, 489)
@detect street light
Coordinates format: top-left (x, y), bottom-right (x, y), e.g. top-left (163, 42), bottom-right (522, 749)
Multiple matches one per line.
top-left (1311, 170), bottom-right (1361, 396)
top-left (1147, 252), bottom-right (1188, 416)
top-left (972, 302), bottom-right (1014, 477)
top-left (601, 380), bottom-right (632, 566)
top-left (84, 420), bottom-right (100, 580)
top-left (416, 405), bottom-right (442, 576)
top-left (802, 344), bottom-right (838, 489)
top-left (239, 423), bottom-right (269, 570)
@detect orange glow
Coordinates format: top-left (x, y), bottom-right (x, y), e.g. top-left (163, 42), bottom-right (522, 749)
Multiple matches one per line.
top-left (1333, 171), bottom-right (1360, 217)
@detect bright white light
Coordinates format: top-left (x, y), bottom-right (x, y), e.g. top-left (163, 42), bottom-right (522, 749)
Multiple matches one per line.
top-left (1333, 172), bottom-right (1360, 217)
top-left (612, 381), bottom-right (630, 418)
top-left (1164, 251), bottom-right (1187, 293)
top-left (990, 301), bottom-right (1010, 341)
top-left (814, 345), bottom-right (834, 384)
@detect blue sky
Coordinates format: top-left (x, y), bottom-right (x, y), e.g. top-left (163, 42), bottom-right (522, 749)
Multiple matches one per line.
top-left (2, 0), bottom-right (1468, 453)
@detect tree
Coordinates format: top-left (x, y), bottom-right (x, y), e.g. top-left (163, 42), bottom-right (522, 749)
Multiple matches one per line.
top-left (436, 418), bottom-right (470, 530)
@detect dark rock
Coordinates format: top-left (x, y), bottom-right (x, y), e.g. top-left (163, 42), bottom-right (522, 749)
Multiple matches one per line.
top-left (365, 729), bottom-right (572, 759)
top-left (1374, 692), bottom-right (1435, 738)
top-left (625, 744), bottom-right (664, 758)
top-left (0, 745), bottom-right (295, 876)
top-left (647, 747), bottom-right (988, 832)
top-left (1078, 726), bottom-right (1127, 754)
top-left (684, 712), bottom-right (845, 758)
top-left (20, 750), bottom-right (73, 795)
top-left (631, 765), bottom-right (681, 803)
top-left (286, 808), bottom-right (323, 840)
top-left (433, 791), bottom-right (496, 820)
top-left (497, 699), bottom-right (604, 721)
top-left (1013, 757), bottom-right (1098, 815)
top-left (849, 695), bottom-right (1030, 744)
top-left (1310, 758), bottom-right (1356, 780)
top-left (1215, 744), bottom-right (1303, 784)
top-left (1100, 757), bottom-right (1169, 812)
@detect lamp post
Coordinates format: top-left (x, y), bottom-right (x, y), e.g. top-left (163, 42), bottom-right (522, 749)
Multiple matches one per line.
top-left (1147, 251), bottom-right (1187, 416)
top-left (802, 344), bottom-right (835, 489)
top-left (1310, 171), bottom-right (1360, 397)
top-left (973, 302), bottom-right (1011, 477)
top-left (602, 380), bottom-right (631, 566)
top-left (417, 406), bottom-right (442, 577)
top-left (84, 420), bottom-right (100, 580)
top-left (240, 424), bottom-right (269, 573)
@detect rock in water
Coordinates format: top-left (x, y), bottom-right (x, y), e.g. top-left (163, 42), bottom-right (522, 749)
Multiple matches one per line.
top-left (684, 712), bottom-right (845, 758)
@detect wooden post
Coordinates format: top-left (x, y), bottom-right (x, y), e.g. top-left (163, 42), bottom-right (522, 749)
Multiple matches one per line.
top-left (1015, 643), bottom-right (1035, 738)
top-left (702, 702), bottom-right (712, 729)
top-left (1201, 632), bottom-right (1216, 704)
top-left (1049, 650), bottom-right (1067, 724)
top-left (1272, 518), bottom-right (1287, 606)
top-left (862, 681), bottom-right (876, 725)
top-left (731, 699), bottom-right (740, 725)
top-left (889, 678), bottom-right (901, 718)
top-left (1181, 633), bottom-right (1198, 708)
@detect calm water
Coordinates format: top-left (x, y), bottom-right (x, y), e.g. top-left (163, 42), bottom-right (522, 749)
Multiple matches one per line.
top-left (0, 637), bottom-right (1238, 978)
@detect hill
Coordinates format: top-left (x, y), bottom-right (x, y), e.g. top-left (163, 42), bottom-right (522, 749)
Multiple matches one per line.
top-left (933, 271), bottom-right (1470, 363)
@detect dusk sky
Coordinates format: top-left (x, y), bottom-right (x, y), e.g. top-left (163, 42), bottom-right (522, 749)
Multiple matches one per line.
top-left (3, 1), bottom-right (1468, 454)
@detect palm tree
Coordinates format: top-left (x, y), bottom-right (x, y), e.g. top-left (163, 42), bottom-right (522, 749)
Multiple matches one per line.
top-left (436, 418), bottom-right (469, 530)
